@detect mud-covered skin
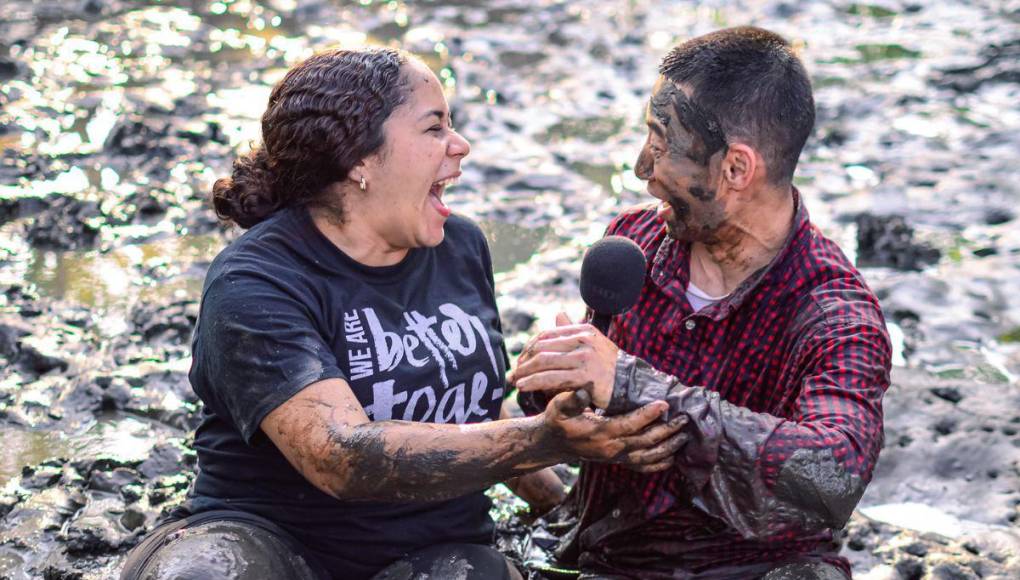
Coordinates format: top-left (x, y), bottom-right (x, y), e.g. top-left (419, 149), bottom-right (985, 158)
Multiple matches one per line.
top-left (270, 394), bottom-right (555, 503)
top-left (608, 352), bottom-right (866, 539)
top-left (264, 387), bottom-right (679, 503)
top-left (649, 81), bottom-right (727, 166)
top-left (638, 77), bottom-right (728, 243)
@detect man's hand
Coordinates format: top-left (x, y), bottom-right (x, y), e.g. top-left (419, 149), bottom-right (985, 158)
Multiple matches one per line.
top-left (510, 312), bottom-right (619, 408)
top-left (540, 389), bottom-right (687, 473)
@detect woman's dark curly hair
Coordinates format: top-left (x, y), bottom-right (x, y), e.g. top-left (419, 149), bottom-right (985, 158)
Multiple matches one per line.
top-left (212, 48), bottom-right (411, 228)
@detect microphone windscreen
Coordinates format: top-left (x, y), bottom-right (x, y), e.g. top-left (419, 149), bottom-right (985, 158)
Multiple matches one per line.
top-left (580, 235), bottom-right (647, 315)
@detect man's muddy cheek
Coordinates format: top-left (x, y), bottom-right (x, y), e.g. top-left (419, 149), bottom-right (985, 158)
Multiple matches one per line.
top-left (688, 186), bottom-right (716, 202)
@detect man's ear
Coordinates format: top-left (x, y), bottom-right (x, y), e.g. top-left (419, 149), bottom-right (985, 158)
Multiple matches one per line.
top-left (720, 143), bottom-right (757, 192)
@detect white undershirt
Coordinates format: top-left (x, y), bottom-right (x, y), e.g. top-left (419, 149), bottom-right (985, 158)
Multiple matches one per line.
top-left (686, 280), bottom-right (729, 312)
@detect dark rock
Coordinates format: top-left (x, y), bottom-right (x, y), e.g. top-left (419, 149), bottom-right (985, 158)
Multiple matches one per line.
top-left (79, 0), bottom-right (104, 17)
top-left (130, 301), bottom-right (199, 345)
top-left (120, 483), bottom-right (144, 503)
top-left (0, 321), bottom-right (31, 358)
top-left (507, 174), bottom-right (563, 192)
top-left (25, 196), bottom-right (102, 250)
top-left (21, 464), bottom-right (64, 490)
top-left (928, 560), bottom-right (980, 579)
top-left (103, 114), bottom-right (175, 158)
top-left (63, 495), bottom-right (135, 554)
top-left (933, 417), bottom-right (957, 436)
top-left (855, 214), bottom-right (940, 270)
top-left (71, 455), bottom-right (143, 477)
top-left (934, 38), bottom-right (1020, 92)
top-left (502, 308), bottom-right (537, 334)
top-left (930, 387), bottom-right (964, 404)
top-left (120, 507), bottom-right (146, 531)
top-left (17, 344), bottom-right (70, 375)
top-left (40, 548), bottom-right (85, 580)
top-left (903, 541), bottom-right (930, 557)
top-left (88, 468), bottom-right (142, 494)
top-left (99, 377), bottom-right (134, 411)
top-left (138, 442), bottom-right (187, 479)
top-left (0, 57), bottom-right (21, 81)
top-left (894, 555), bottom-right (925, 580)
top-left (479, 165), bottom-right (515, 181)
top-left (0, 493), bottom-right (20, 518)
top-left (984, 207), bottom-right (1014, 225)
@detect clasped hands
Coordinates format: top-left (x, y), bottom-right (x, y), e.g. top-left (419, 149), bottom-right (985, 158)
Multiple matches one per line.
top-left (509, 313), bottom-right (686, 473)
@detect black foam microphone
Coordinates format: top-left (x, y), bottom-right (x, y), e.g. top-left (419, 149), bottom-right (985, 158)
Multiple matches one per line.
top-left (580, 235), bottom-right (648, 334)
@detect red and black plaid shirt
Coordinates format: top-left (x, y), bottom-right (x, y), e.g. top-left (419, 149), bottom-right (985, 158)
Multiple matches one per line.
top-left (574, 192), bottom-right (892, 577)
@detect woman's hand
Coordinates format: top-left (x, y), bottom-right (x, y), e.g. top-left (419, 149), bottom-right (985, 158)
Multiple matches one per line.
top-left (510, 313), bottom-right (619, 408)
top-left (540, 389), bottom-right (687, 473)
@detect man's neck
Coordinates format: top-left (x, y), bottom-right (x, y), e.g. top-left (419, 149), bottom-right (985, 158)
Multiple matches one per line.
top-left (689, 188), bottom-right (795, 296)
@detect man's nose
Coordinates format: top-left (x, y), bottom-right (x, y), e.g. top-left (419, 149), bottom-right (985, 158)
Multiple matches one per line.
top-left (635, 147), bottom-right (652, 180)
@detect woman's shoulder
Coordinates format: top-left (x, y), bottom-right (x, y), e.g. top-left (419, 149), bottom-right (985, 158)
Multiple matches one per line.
top-left (203, 210), bottom-right (324, 297)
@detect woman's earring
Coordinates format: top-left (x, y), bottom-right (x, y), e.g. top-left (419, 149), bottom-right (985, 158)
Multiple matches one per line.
top-left (359, 176), bottom-right (367, 191)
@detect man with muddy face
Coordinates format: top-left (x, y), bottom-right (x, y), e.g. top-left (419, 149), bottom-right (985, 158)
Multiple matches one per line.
top-left (512, 27), bottom-right (891, 579)
top-left (636, 76), bottom-right (729, 244)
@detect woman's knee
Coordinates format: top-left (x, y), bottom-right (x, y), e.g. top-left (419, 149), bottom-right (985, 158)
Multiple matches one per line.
top-left (124, 520), bottom-right (321, 580)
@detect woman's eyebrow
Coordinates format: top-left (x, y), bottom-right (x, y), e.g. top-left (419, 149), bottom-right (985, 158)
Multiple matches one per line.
top-left (417, 110), bottom-right (445, 122)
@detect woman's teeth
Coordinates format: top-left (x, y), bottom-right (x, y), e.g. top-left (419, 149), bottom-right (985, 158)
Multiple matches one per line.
top-left (432, 176), bottom-right (460, 193)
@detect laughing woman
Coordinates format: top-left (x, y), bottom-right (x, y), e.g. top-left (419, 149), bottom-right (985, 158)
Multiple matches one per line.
top-left (119, 48), bottom-right (684, 580)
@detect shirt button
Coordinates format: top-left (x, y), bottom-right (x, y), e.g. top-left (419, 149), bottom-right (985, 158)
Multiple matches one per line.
top-left (684, 319), bottom-right (696, 331)
top-left (611, 508), bottom-right (621, 518)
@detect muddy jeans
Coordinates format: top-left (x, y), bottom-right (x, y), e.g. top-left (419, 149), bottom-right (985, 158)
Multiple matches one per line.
top-left (120, 509), bottom-right (520, 580)
top-left (119, 510), bottom-right (327, 580)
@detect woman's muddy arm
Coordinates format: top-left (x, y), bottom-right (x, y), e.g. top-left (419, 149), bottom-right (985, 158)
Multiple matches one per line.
top-left (499, 402), bottom-right (567, 514)
top-left (262, 378), bottom-right (682, 503)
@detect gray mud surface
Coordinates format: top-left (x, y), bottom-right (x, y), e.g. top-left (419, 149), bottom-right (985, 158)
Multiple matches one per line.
top-left (1, 1), bottom-right (1018, 579)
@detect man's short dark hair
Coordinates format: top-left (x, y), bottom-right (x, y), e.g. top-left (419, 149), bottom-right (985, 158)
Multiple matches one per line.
top-left (660, 26), bottom-right (815, 185)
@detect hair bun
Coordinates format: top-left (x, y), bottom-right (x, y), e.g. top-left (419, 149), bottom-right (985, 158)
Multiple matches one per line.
top-left (211, 147), bottom-right (281, 229)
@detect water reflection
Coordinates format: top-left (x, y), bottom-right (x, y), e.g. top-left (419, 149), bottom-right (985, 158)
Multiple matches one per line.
top-left (0, 413), bottom-right (179, 486)
top-left (21, 233), bottom-right (222, 309)
top-left (479, 220), bottom-right (552, 274)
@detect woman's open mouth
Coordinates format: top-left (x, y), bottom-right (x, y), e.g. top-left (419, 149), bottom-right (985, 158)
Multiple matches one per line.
top-left (429, 175), bottom-right (458, 218)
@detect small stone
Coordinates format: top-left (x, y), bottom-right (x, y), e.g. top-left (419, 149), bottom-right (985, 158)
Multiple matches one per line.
top-left (502, 308), bottom-right (537, 334)
top-left (903, 541), bottom-right (929, 557)
top-left (894, 555), bottom-right (925, 580)
top-left (933, 417), bottom-right (957, 436)
top-left (88, 468), bottom-right (142, 494)
top-left (138, 443), bottom-right (187, 479)
top-left (20, 465), bottom-right (64, 490)
top-left (928, 560), bottom-right (979, 579)
top-left (930, 387), bottom-right (963, 404)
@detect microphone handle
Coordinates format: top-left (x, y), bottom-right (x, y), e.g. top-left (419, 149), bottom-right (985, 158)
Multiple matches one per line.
top-left (590, 312), bottom-right (613, 335)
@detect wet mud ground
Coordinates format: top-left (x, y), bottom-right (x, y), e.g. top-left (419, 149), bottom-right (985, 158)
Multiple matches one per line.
top-left (0, 0), bottom-right (1018, 578)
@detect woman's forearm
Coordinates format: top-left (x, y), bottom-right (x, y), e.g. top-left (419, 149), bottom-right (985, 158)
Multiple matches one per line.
top-left (274, 398), bottom-right (566, 502)
top-left (264, 379), bottom-right (679, 503)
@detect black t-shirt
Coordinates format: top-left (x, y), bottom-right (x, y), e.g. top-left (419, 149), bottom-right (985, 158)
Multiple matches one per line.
top-left (185, 206), bottom-right (508, 579)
